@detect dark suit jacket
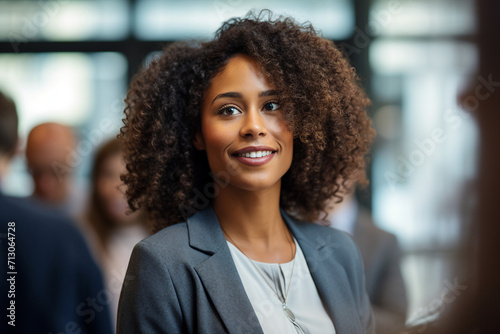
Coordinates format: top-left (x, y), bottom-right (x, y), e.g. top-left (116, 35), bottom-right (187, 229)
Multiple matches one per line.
top-left (354, 209), bottom-right (408, 333)
top-left (118, 205), bottom-right (375, 333)
top-left (0, 192), bottom-right (113, 334)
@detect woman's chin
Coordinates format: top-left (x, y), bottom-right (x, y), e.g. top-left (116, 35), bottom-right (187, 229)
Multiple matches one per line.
top-left (228, 177), bottom-right (282, 193)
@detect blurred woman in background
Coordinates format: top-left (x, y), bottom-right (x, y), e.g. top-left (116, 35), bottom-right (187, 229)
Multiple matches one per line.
top-left (83, 138), bottom-right (149, 327)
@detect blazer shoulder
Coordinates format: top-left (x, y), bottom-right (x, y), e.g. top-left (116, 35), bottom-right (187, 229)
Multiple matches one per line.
top-left (131, 222), bottom-right (212, 270)
top-left (136, 222), bottom-right (190, 257)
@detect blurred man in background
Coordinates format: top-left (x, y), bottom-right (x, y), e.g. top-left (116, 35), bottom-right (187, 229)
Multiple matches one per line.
top-left (0, 91), bottom-right (113, 334)
top-left (25, 122), bottom-right (86, 217)
top-left (327, 188), bottom-right (408, 333)
top-left (0, 93), bottom-right (18, 187)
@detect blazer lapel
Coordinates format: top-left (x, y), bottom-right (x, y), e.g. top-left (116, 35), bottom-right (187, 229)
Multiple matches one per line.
top-left (188, 206), bottom-right (264, 334)
top-left (187, 206), bottom-right (363, 333)
top-left (281, 209), bottom-right (364, 334)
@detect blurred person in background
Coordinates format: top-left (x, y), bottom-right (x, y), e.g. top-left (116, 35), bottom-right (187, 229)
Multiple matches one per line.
top-left (0, 91), bottom-right (113, 334)
top-left (326, 186), bottom-right (407, 334)
top-left (82, 138), bottom-right (148, 328)
top-left (400, 1), bottom-right (500, 333)
top-left (0, 92), bottom-right (18, 187)
top-left (25, 122), bottom-right (86, 218)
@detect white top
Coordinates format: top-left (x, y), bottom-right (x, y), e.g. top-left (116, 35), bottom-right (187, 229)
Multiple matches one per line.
top-left (227, 239), bottom-right (336, 334)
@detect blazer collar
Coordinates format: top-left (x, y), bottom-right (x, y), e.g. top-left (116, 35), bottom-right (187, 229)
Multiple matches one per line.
top-left (281, 209), bottom-right (364, 333)
top-left (186, 204), bottom-right (226, 254)
top-left (186, 205), bottom-right (308, 253)
top-left (187, 205), bottom-right (264, 333)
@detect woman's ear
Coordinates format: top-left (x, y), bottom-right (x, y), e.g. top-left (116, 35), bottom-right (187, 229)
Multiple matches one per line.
top-left (193, 131), bottom-right (206, 150)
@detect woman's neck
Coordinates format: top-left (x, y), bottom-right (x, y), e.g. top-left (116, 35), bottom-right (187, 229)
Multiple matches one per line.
top-left (212, 181), bottom-right (295, 263)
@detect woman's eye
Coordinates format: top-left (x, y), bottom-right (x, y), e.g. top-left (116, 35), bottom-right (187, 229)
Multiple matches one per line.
top-left (263, 101), bottom-right (281, 111)
top-left (217, 105), bottom-right (241, 116)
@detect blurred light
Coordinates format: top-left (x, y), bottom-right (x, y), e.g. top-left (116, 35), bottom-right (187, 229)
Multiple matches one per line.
top-left (370, 40), bottom-right (478, 74)
top-left (135, 0), bottom-right (354, 40)
top-left (0, 51), bottom-right (127, 143)
top-left (0, 52), bottom-right (128, 196)
top-left (369, 0), bottom-right (476, 36)
top-left (0, 0), bottom-right (129, 41)
top-left (0, 53), bottom-right (93, 135)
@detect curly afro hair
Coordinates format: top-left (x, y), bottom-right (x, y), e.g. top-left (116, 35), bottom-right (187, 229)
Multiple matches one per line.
top-left (120, 11), bottom-right (375, 233)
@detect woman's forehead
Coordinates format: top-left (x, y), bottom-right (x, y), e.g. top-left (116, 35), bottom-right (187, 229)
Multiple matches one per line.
top-left (203, 55), bottom-right (276, 103)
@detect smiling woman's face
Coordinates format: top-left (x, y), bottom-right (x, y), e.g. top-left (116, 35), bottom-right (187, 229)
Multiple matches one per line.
top-left (195, 54), bottom-right (293, 192)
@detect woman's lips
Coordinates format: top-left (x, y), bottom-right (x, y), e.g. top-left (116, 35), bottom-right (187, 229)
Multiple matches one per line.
top-left (232, 152), bottom-right (276, 166)
top-left (230, 147), bottom-right (277, 166)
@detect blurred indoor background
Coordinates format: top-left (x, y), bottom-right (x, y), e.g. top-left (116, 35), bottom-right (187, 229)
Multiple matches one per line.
top-left (0, 0), bottom-right (479, 326)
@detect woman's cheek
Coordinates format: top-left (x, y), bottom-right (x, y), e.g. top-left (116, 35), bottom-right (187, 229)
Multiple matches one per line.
top-left (202, 129), bottom-right (230, 168)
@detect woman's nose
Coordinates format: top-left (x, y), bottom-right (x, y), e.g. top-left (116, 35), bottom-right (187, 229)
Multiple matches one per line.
top-left (240, 108), bottom-right (267, 138)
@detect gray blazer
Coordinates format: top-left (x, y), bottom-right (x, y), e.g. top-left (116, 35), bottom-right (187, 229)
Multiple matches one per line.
top-left (117, 206), bottom-right (375, 334)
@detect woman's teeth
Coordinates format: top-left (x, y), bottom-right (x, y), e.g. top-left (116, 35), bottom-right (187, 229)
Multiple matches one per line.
top-left (237, 151), bottom-right (273, 158)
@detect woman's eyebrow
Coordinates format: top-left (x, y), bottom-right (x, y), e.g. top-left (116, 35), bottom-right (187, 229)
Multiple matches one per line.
top-left (211, 90), bottom-right (278, 105)
top-left (211, 92), bottom-right (242, 105)
top-left (258, 90), bottom-right (278, 97)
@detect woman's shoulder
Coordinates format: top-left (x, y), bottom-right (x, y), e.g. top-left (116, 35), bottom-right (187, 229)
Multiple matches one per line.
top-left (132, 222), bottom-right (192, 262)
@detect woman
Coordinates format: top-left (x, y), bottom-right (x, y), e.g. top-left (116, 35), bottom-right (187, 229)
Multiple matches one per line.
top-left (118, 12), bottom-right (375, 334)
top-left (83, 138), bottom-right (148, 327)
